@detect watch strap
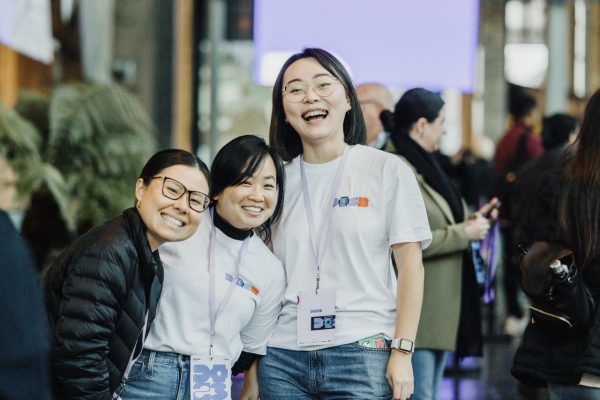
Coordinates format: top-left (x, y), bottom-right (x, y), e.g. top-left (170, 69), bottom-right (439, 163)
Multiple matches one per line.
top-left (390, 338), bottom-right (415, 353)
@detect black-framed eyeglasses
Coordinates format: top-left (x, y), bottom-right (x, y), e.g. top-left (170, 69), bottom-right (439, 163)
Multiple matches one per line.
top-left (147, 176), bottom-right (212, 213)
top-left (282, 76), bottom-right (342, 103)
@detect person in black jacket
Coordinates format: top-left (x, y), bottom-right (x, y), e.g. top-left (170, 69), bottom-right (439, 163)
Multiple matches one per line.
top-left (0, 209), bottom-right (52, 400)
top-left (43, 149), bottom-right (211, 400)
top-left (512, 90), bottom-right (600, 399)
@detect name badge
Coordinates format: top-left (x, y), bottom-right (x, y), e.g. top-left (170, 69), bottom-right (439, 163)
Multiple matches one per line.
top-left (190, 355), bottom-right (232, 400)
top-left (297, 288), bottom-right (336, 347)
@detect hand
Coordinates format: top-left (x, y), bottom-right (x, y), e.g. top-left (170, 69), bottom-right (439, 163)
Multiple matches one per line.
top-left (238, 359), bottom-right (259, 400)
top-left (386, 350), bottom-right (414, 400)
top-left (462, 212), bottom-right (491, 241)
top-left (477, 197), bottom-right (500, 221)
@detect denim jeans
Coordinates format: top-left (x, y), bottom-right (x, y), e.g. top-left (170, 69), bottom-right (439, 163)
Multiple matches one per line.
top-left (548, 383), bottom-right (600, 400)
top-left (411, 349), bottom-right (448, 400)
top-left (114, 349), bottom-right (191, 400)
top-left (258, 343), bottom-right (393, 400)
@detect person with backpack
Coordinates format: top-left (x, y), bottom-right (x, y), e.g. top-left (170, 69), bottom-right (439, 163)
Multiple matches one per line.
top-left (493, 85), bottom-right (543, 336)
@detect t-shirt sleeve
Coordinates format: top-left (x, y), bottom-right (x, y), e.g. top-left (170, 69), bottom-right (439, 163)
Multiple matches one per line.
top-left (386, 159), bottom-right (432, 249)
top-left (239, 260), bottom-right (285, 355)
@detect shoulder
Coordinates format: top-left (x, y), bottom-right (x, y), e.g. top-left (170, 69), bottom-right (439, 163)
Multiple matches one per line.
top-left (352, 145), bottom-right (411, 172)
top-left (249, 236), bottom-right (281, 267)
top-left (60, 214), bottom-right (138, 271)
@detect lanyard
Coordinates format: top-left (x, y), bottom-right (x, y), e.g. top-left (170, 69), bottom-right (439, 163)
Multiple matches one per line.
top-left (208, 209), bottom-right (250, 359)
top-left (122, 311), bottom-right (148, 381)
top-left (300, 144), bottom-right (350, 293)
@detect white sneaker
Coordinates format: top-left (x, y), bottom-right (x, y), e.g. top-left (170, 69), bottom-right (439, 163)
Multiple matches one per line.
top-left (503, 316), bottom-right (528, 337)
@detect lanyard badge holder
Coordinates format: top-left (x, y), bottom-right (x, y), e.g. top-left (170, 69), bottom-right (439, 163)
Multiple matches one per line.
top-left (190, 210), bottom-right (247, 400)
top-left (296, 145), bottom-right (349, 347)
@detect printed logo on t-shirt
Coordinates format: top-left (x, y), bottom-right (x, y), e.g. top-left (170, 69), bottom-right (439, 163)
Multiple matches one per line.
top-left (332, 196), bottom-right (369, 208)
top-left (225, 273), bottom-right (259, 295)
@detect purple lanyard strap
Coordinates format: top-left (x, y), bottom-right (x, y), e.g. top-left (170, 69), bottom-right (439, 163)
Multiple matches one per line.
top-left (209, 209), bottom-right (250, 359)
top-left (299, 144), bottom-right (350, 293)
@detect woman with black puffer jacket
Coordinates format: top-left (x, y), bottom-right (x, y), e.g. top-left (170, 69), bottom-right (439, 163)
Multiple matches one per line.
top-left (44, 149), bottom-right (211, 400)
top-left (512, 89), bottom-right (600, 399)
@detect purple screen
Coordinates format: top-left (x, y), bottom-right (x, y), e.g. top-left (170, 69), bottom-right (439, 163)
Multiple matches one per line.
top-left (253, 0), bottom-right (480, 93)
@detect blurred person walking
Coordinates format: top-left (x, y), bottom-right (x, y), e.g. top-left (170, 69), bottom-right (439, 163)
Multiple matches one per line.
top-left (356, 83), bottom-right (395, 150)
top-left (0, 209), bottom-right (51, 400)
top-left (44, 149), bottom-right (211, 399)
top-left (512, 89), bottom-right (600, 400)
top-left (382, 88), bottom-right (498, 400)
top-left (493, 85), bottom-right (544, 336)
top-left (511, 113), bottom-right (578, 238)
top-left (116, 135), bottom-right (286, 400)
top-left (257, 48), bottom-right (432, 400)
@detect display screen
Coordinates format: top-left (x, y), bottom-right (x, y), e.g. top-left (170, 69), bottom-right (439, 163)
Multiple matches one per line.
top-left (253, 0), bottom-right (480, 92)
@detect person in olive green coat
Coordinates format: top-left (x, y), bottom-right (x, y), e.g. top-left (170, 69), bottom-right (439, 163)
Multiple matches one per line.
top-left (381, 88), bottom-right (498, 400)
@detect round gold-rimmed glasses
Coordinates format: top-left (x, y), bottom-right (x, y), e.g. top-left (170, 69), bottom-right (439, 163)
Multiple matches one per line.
top-left (146, 176), bottom-right (212, 213)
top-left (282, 76), bottom-right (343, 103)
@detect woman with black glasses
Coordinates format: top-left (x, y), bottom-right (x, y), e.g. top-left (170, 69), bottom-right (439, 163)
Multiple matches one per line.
top-left (114, 135), bottom-right (286, 400)
top-left (44, 149), bottom-right (211, 400)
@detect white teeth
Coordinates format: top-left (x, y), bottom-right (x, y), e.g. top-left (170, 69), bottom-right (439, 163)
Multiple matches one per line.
top-left (162, 214), bottom-right (183, 227)
top-left (243, 206), bottom-right (262, 213)
top-left (302, 110), bottom-right (327, 119)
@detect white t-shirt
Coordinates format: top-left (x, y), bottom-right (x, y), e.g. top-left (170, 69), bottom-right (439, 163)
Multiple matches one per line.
top-left (268, 145), bottom-right (432, 351)
top-left (144, 211), bottom-right (285, 361)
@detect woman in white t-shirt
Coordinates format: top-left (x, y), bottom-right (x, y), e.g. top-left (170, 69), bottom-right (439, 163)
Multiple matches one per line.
top-left (115, 135), bottom-right (286, 400)
top-left (256, 48), bottom-right (432, 400)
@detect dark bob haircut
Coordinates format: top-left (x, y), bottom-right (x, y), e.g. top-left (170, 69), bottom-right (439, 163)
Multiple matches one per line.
top-left (139, 148), bottom-right (210, 187)
top-left (381, 88), bottom-right (444, 139)
top-left (210, 135), bottom-right (285, 244)
top-left (541, 113), bottom-right (578, 150)
top-left (269, 47), bottom-right (366, 162)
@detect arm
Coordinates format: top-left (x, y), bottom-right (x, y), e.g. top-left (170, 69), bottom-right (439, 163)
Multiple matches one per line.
top-left (422, 223), bottom-right (469, 258)
top-left (386, 241), bottom-right (424, 400)
top-left (51, 256), bottom-right (125, 399)
top-left (237, 359), bottom-right (259, 400)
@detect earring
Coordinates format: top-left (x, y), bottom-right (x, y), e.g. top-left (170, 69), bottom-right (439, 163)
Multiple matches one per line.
top-left (285, 118), bottom-right (289, 123)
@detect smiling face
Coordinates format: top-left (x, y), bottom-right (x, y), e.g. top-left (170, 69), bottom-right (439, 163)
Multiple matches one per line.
top-left (214, 155), bottom-right (278, 231)
top-left (282, 58), bottom-right (350, 148)
top-left (136, 164), bottom-right (209, 251)
top-left (411, 106), bottom-right (447, 153)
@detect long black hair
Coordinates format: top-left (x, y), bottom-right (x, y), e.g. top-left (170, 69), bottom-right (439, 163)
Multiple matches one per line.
top-left (210, 135), bottom-right (285, 244)
top-left (269, 48), bottom-right (366, 162)
top-left (556, 89), bottom-right (600, 267)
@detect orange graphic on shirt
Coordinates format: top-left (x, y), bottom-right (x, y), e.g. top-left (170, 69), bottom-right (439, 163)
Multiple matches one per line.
top-left (357, 197), bottom-right (369, 207)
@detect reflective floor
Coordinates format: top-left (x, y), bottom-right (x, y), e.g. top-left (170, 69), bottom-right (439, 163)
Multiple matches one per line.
top-left (439, 339), bottom-right (550, 400)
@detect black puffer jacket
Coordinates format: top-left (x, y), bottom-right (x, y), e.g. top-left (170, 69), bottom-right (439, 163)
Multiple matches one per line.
top-left (44, 208), bottom-right (163, 399)
top-left (511, 167), bottom-right (600, 387)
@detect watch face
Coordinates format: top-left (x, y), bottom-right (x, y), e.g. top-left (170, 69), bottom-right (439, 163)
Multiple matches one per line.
top-left (400, 340), bottom-right (412, 351)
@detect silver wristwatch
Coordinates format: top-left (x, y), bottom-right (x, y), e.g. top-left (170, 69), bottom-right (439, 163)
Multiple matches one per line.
top-left (390, 338), bottom-right (415, 353)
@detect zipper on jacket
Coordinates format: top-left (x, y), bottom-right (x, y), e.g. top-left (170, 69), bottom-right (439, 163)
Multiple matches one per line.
top-left (529, 305), bottom-right (573, 328)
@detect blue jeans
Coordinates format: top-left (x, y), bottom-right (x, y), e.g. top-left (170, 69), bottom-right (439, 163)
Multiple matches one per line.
top-left (411, 349), bottom-right (448, 400)
top-left (114, 349), bottom-right (191, 400)
top-left (548, 383), bottom-right (600, 400)
top-left (258, 343), bottom-right (393, 400)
